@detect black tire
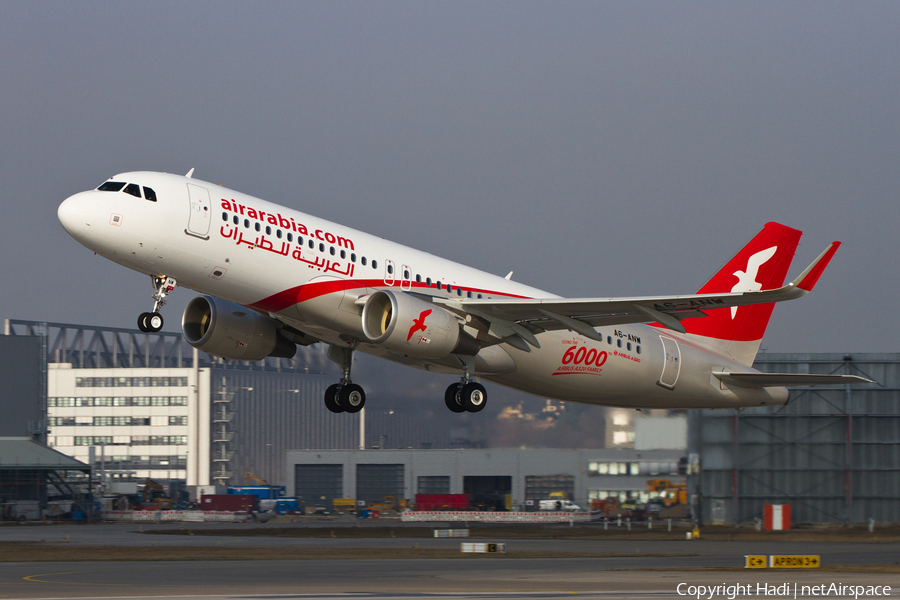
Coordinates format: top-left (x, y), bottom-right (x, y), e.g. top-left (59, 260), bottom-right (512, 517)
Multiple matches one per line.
top-left (460, 382), bottom-right (487, 413)
top-left (341, 384), bottom-right (366, 413)
top-left (147, 312), bottom-right (164, 332)
top-left (444, 383), bottom-right (465, 413)
top-left (137, 313), bottom-right (151, 332)
top-left (324, 384), bottom-right (343, 413)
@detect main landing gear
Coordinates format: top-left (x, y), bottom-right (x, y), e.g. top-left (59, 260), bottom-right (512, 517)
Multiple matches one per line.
top-left (138, 275), bottom-right (176, 333)
top-left (324, 344), bottom-right (366, 414)
top-left (444, 360), bottom-right (487, 414)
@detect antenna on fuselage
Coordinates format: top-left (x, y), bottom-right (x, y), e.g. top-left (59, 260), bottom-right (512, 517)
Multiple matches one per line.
top-left (505, 271), bottom-right (514, 280)
top-left (185, 168), bottom-right (195, 178)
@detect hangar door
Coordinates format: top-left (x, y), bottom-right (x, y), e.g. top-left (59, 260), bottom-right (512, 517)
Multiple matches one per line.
top-left (294, 464), bottom-right (342, 510)
top-left (525, 474), bottom-right (574, 502)
top-left (357, 464), bottom-right (404, 506)
top-left (464, 476), bottom-right (512, 511)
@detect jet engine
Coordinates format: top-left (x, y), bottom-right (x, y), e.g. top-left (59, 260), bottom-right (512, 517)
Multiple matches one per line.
top-left (361, 290), bottom-right (478, 358)
top-left (182, 295), bottom-right (296, 361)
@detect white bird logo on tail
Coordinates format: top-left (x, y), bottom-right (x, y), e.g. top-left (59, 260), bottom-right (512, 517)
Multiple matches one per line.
top-left (730, 246), bottom-right (778, 319)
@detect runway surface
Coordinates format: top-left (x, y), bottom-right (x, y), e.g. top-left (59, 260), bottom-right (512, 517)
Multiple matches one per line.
top-left (1, 523), bottom-right (899, 599)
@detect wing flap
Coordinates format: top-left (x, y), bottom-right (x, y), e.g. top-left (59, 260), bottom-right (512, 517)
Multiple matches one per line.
top-left (712, 372), bottom-right (873, 388)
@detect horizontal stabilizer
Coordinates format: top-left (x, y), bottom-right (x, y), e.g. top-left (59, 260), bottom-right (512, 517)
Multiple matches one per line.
top-left (713, 371), bottom-right (873, 388)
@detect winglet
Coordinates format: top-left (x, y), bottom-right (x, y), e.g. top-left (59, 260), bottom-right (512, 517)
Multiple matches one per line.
top-left (791, 242), bottom-right (841, 291)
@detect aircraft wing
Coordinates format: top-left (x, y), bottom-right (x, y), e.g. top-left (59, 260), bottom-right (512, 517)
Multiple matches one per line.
top-left (712, 372), bottom-right (874, 388)
top-left (432, 242), bottom-right (840, 351)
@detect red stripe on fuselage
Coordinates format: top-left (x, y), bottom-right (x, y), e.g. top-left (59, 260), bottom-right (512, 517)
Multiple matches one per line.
top-left (248, 279), bottom-right (531, 313)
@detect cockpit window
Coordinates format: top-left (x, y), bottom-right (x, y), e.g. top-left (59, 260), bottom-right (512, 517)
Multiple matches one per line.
top-left (123, 183), bottom-right (141, 198)
top-left (143, 187), bottom-right (157, 202)
top-left (97, 181), bottom-right (126, 192)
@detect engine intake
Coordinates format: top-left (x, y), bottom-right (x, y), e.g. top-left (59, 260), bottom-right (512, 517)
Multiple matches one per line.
top-left (182, 295), bottom-right (296, 361)
top-left (362, 290), bottom-right (477, 358)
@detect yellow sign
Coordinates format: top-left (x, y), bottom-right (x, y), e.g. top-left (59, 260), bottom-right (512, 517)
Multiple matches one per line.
top-left (692, 528), bottom-right (700, 539)
top-left (770, 555), bottom-right (820, 568)
top-left (745, 555), bottom-right (767, 569)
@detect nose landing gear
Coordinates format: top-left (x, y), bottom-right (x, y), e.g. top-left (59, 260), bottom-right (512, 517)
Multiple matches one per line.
top-left (138, 275), bottom-right (176, 333)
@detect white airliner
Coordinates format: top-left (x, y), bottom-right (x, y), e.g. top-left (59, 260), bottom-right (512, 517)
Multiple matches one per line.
top-left (57, 171), bottom-right (869, 414)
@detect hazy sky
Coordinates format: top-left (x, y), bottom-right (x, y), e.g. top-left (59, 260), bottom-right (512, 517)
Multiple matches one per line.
top-left (1, 1), bottom-right (898, 355)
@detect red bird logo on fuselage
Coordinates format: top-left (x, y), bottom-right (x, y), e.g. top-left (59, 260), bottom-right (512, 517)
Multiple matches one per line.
top-left (407, 309), bottom-right (432, 341)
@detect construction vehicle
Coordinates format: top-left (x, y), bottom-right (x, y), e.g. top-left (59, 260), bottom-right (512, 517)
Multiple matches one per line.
top-left (135, 478), bottom-right (173, 510)
top-left (647, 479), bottom-right (687, 507)
top-left (332, 498), bottom-right (357, 513)
top-left (245, 471), bottom-right (269, 486)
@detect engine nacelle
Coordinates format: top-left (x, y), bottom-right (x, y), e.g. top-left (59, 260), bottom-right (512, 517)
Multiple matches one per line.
top-left (182, 295), bottom-right (296, 361)
top-left (362, 290), bottom-right (472, 359)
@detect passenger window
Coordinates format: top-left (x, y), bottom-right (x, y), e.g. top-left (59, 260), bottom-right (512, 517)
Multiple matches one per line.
top-left (124, 183), bottom-right (141, 198)
top-left (372, 260), bottom-right (378, 269)
top-left (143, 187), bottom-right (157, 202)
top-left (361, 257), bottom-right (367, 266)
top-left (617, 339), bottom-right (622, 348)
top-left (341, 250), bottom-right (346, 259)
top-left (308, 240), bottom-right (313, 249)
top-left (276, 229), bottom-right (282, 239)
top-left (330, 247), bottom-right (335, 256)
top-left (244, 219), bottom-right (250, 228)
top-left (265, 226), bottom-right (271, 235)
top-left (416, 274), bottom-right (421, 283)
top-left (319, 243), bottom-right (324, 252)
top-left (426, 277), bottom-right (432, 286)
top-left (447, 284), bottom-right (453, 293)
top-left (97, 181), bottom-right (125, 192)
top-left (233, 216), bottom-right (238, 225)
top-left (287, 233), bottom-right (293, 242)
top-left (351, 253), bottom-right (356, 262)
top-left (437, 282), bottom-right (442, 290)
top-left (255, 223), bottom-right (261, 232)
top-left (636, 346), bottom-right (641, 355)
top-left (222, 212), bottom-right (228, 221)
top-left (298, 236), bottom-right (303, 245)
top-left (607, 336), bottom-right (612, 345)
top-left (404, 270), bottom-right (410, 279)
top-left (477, 293), bottom-right (483, 299)
top-left (387, 264), bottom-right (393, 275)
top-left (457, 288), bottom-right (462, 296)
top-left (627, 342), bottom-right (632, 351)
top-left (467, 291), bottom-right (472, 298)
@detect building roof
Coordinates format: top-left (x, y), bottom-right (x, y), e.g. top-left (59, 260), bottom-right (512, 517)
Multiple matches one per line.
top-left (0, 437), bottom-right (89, 470)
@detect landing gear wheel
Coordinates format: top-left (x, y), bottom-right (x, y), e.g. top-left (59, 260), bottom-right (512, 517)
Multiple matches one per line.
top-left (324, 384), bottom-right (343, 413)
top-left (444, 383), bottom-right (465, 413)
top-left (145, 312), bottom-right (164, 332)
top-left (460, 382), bottom-right (487, 413)
top-left (137, 312), bottom-right (152, 332)
top-left (340, 384), bottom-right (366, 413)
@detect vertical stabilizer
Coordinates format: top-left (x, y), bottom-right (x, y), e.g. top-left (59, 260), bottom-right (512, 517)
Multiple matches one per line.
top-left (682, 222), bottom-right (802, 365)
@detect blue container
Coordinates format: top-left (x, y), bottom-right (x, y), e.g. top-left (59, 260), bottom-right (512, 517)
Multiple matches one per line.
top-left (360, 509), bottom-right (369, 519)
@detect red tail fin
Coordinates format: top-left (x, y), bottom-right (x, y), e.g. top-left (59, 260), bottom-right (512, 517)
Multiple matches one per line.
top-left (683, 222), bottom-right (802, 364)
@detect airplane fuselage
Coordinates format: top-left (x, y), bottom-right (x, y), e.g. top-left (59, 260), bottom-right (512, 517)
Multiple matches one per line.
top-left (59, 171), bottom-right (788, 409)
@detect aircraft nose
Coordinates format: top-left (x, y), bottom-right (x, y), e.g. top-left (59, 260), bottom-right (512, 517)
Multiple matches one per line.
top-left (58, 192), bottom-right (94, 240)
